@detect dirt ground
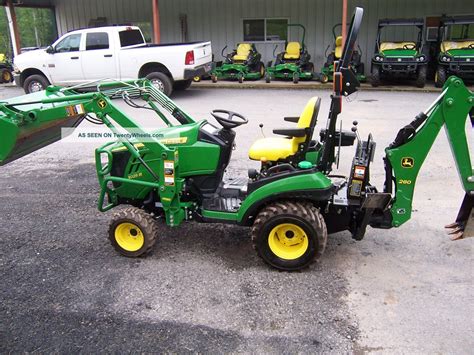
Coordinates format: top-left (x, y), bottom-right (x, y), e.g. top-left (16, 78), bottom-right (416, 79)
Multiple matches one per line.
top-left (0, 84), bottom-right (472, 353)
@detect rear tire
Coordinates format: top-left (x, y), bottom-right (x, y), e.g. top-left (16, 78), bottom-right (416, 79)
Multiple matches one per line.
top-left (415, 65), bottom-right (426, 88)
top-left (265, 73), bottom-right (271, 83)
top-left (371, 65), bottom-right (381, 87)
top-left (145, 71), bottom-right (173, 96)
top-left (258, 62), bottom-right (265, 78)
top-left (108, 207), bottom-right (159, 258)
top-left (238, 74), bottom-right (244, 84)
top-left (1, 69), bottom-right (12, 84)
top-left (320, 74), bottom-right (329, 83)
top-left (251, 201), bottom-right (327, 271)
top-left (435, 66), bottom-right (447, 88)
top-left (211, 74), bottom-right (217, 83)
top-left (23, 74), bottom-right (50, 94)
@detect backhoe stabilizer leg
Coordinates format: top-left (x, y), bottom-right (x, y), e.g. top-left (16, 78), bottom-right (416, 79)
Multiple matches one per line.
top-left (445, 193), bottom-right (474, 240)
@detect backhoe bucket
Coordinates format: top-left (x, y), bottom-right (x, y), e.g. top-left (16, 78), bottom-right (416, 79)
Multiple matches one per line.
top-left (0, 90), bottom-right (86, 166)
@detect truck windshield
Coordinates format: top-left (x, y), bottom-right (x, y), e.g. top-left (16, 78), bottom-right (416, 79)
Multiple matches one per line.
top-left (119, 29), bottom-right (144, 47)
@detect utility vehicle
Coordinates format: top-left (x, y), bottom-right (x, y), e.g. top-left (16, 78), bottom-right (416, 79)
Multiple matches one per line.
top-left (265, 24), bottom-right (314, 83)
top-left (0, 8), bottom-right (472, 271)
top-left (211, 43), bottom-right (264, 83)
top-left (320, 23), bottom-right (365, 83)
top-left (0, 53), bottom-right (13, 84)
top-left (371, 19), bottom-right (428, 88)
top-left (435, 15), bottom-right (474, 88)
top-left (12, 26), bottom-right (212, 96)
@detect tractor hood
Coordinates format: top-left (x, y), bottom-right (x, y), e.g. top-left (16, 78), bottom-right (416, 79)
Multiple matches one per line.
top-left (381, 49), bottom-right (417, 57)
top-left (445, 48), bottom-right (474, 58)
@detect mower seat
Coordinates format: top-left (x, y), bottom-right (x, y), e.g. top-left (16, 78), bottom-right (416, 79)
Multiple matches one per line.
top-left (249, 97), bottom-right (321, 162)
top-left (335, 36), bottom-right (343, 59)
top-left (233, 43), bottom-right (252, 61)
top-left (0, 53), bottom-right (5, 63)
top-left (440, 41), bottom-right (474, 52)
top-left (380, 41), bottom-right (416, 51)
top-left (283, 42), bottom-right (301, 60)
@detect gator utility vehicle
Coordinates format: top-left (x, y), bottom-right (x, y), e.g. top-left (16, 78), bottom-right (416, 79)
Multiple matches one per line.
top-left (371, 19), bottom-right (428, 88)
top-left (211, 43), bottom-right (264, 83)
top-left (0, 8), bottom-right (472, 271)
top-left (320, 23), bottom-right (365, 84)
top-left (0, 53), bottom-right (13, 84)
top-left (265, 24), bottom-right (314, 84)
top-left (435, 15), bottom-right (474, 88)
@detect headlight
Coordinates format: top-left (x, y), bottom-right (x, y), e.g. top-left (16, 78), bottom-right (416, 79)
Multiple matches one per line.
top-left (441, 55), bottom-right (451, 62)
top-left (375, 56), bottom-right (383, 61)
top-left (418, 55), bottom-right (425, 61)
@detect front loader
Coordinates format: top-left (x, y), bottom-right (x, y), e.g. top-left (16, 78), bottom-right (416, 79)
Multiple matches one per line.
top-left (0, 7), bottom-right (472, 271)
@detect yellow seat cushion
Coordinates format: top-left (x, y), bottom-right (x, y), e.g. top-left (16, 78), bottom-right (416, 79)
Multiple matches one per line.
top-left (0, 53), bottom-right (5, 62)
top-left (248, 97), bottom-right (319, 162)
top-left (283, 42), bottom-right (301, 60)
top-left (440, 41), bottom-right (474, 52)
top-left (335, 36), bottom-right (343, 59)
top-left (380, 42), bottom-right (415, 51)
top-left (233, 43), bottom-right (252, 61)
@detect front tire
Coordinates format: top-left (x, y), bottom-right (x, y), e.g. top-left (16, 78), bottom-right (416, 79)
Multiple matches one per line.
top-left (23, 74), bottom-right (50, 94)
top-left (108, 207), bottom-right (159, 257)
top-left (251, 201), bottom-right (327, 271)
top-left (371, 65), bottom-right (381, 87)
top-left (415, 65), bottom-right (426, 88)
top-left (293, 72), bottom-right (299, 84)
top-left (435, 66), bottom-right (447, 88)
top-left (145, 71), bottom-right (173, 96)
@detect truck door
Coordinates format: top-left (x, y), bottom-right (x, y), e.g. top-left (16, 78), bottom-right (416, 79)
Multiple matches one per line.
top-left (81, 32), bottom-right (117, 81)
top-left (48, 33), bottom-right (83, 85)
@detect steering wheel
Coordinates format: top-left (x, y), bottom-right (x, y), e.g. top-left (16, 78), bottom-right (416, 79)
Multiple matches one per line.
top-left (211, 109), bottom-right (248, 129)
top-left (403, 43), bottom-right (416, 50)
top-left (469, 43), bottom-right (474, 49)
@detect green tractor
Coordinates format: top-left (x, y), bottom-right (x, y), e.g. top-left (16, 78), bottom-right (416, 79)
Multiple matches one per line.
top-left (0, 53), bottom-right (13, 84)
top-left (0, 8), bottom-right (472, 271)
top-left (320, 24), bottom-right (366, 83)
top-left (265, 24), bottom-right (314, 84)
top-left (210, 43), bottom-right (265, 83)
top-left (371, 19), bottom-right (428, 88)
top-left (435, 15), bottom-right (474, 88)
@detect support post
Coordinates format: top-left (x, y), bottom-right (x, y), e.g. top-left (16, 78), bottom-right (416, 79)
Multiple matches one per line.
top-left (5, 0), bottom-right (21, 56)
top-left (342, 0), bottom-right (347, 47)
top-left (152, 0), bottom-right (161, 44)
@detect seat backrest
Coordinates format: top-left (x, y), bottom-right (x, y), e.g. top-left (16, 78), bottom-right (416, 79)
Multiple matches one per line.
top-left (380, 41), bottom-right (415, 51)
top-left (0, 53), bottom-right (5, 63)
top-left (233, 43), bottom-right (252, 61)
top-left (335, 36), bottom-right (343, 59)
top-left (293, 96), bottom-right (321, 146)
top-left (284, 42), bottom-right (301, 59)
top-left (440, 40), bottom-right (474, 52)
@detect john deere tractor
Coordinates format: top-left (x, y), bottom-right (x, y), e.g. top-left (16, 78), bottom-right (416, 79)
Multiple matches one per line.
top-left (0, 53), bottom-right (13, 84)
top-left (320, 24), bottom-right (365, 83)
top-left (210, 43), bottom-right (265, 83)
top-left (265, 24), bottom-right (314, 83)
top-left (371, 19), bottom-right (428, 88)
top-left (435, 15), bottom-right (474, 88)
top-left (0, 8), bottom-right (472, 271)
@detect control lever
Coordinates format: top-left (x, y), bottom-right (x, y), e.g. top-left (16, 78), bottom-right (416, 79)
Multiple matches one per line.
top-left (351, 120), bottom-right (361, 158)
top-left (259, 123), bottom-right (266, 137)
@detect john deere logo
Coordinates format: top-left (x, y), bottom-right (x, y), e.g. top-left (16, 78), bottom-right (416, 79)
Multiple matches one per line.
top-left (98, 99), bottom-right (108, 109)
top-left (401, 157), bottom-right (414, 168)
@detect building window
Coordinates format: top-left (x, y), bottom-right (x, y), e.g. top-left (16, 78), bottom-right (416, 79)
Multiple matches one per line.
top-left (86, 32), bottom-right (109, 50)
top-left (243, 18), bottom-right (288, 42)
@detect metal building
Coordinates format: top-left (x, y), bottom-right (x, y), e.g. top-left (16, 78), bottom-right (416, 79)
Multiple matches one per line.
top-left (2, 0), bottom-right (474, 68)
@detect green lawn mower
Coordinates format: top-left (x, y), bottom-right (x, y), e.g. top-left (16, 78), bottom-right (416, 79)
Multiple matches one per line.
top-left (320, 24), bottom-right (366, 83)
top-left (210, 43), bottom-right (264, 83)
top-left (0, 53), bottom-right (13, 84)
top-left (265, 24), bottom-right (314, 84)
top-left (435, 15), bottom-right (474, 88)
top-left (371, 19), bottom-right (428, 88)
top-left (0, 7), bottom-right (472, 271)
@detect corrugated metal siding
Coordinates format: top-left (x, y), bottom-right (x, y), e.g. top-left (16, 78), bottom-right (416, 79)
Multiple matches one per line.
top-left (52, 0), bottom-right (474, 69)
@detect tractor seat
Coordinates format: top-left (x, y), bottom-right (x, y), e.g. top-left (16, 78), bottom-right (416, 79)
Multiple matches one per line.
top-left (233, 43), bottom-right (252, 61)
top-left (380, 41), bottom-right (416, 51)
top-left (249, 97), bottom-right (321, 162)
top-left (335, 36), bottom-right (343, 59)
top-left (283, 42), bottom-right (301, 60)
top-left (440, 40), bottom-right (474, 52)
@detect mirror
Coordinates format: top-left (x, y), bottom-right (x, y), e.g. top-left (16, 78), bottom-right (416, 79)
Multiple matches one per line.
top-left (46, 45), bottom-right (55, 54)
top-left (340, 7), bottom-right (364, 69)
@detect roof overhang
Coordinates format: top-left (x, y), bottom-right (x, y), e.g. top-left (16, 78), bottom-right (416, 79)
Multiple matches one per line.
top-left (441, 15), bottom-right (474, 25)
top-left (0, 0), bottom-right (53, 8)
top-left (378, 18), bottom-right (424, 27)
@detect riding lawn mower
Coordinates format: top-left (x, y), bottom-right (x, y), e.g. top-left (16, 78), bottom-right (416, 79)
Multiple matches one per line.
top-left (0, 53), bottom-right (13, 84)
top-left (0, 8), bottom-right (472, 271)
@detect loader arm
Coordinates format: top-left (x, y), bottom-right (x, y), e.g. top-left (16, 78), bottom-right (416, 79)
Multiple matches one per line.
top-left (384, 76), bottom-right (473, 227)
top-left (0, 79), bottom-right (195, 226)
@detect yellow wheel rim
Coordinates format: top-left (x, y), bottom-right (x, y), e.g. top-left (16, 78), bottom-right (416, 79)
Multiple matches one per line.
top-left (268, 223), bottom-right (309, 260)
top-left (3, 71), bottom-right (11, 82)
top-left (435, 71), bottom-right (438, 82)
top-left (115, 222), bottom-right (144, 252)
top-left (193, 76), bottom-right (201, 82)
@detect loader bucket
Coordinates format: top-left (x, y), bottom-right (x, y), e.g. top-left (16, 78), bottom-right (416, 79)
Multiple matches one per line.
top-left (445, 194), bottom-right (473, 240)
top-left (0, 89), bottom-right (86, 166)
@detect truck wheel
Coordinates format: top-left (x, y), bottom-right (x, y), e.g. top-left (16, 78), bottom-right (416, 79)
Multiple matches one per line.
top-left (174, 79), bottom-right (192, 91)
top-left (415, 65), bottom-right (427, 88)
top-left (146, 72), bottom-right (173, 96)
top-left (371, 65), bottom-right (381, 87)
top-left (435, 67), bottom-right (447, 88)
top-left (108, 207), bottom-right (159, 258)
top-left (23, 74), bottom-right (49, 94)
top-left (1, 69), bottom-right (12, 84)
top-left (251, 201), bottom-right (327, 271)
